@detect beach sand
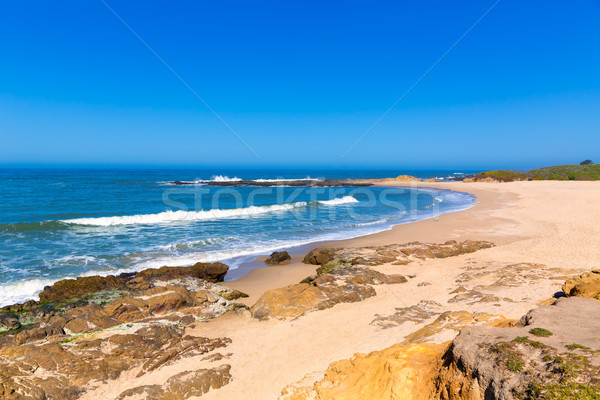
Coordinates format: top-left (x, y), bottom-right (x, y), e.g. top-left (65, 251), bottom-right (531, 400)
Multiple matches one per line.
top-left (82, 181), bottom-right (600, 400)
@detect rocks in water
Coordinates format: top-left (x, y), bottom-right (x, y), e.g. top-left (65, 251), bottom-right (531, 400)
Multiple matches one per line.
top-left (562, 269), bottom-right (600, 299)
top-left (280, 343), bottom-right (447, 400)
top-left (251, 266), bottom-right (406, 320)
top-left (37, 262), bottom-right (229, 304)
top-left (303, 240), bottom-right (494, 268)
top-left (265, 251), bottom-right (292, 265)
top-left (39, 274), bottom-right (128, 303)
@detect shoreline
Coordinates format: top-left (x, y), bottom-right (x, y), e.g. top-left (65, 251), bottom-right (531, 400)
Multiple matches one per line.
top-left (221, 181), bottom-right (516, 303)
top-left (0, 183), bottom-right (476, 308)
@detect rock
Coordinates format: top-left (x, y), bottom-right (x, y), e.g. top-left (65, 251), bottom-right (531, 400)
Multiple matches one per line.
top-left (562, 269), bottom-right (600, 299)
top-left (303, 241), bottom-right (494, 268)
top-left (251, 267), bottom-right (406, 320)
top-left (0, 321), bottom-right (233, 400)
top-left (134, 262), bottom-right (229, 283)
top-left (265, 251), bottom-right (292, 265)
top-left (37, 262), bottom-right (229, 304)
top-left (117, 364), bottom-right (232, 400)
top-left (280, 343), bottom-right (447, 400)
top-left (38, 275), bottom-right (127, 303)
top-left (303, 248), bottom-right (334, 265)
top-left (0, 313), bottom-right (20, 333)
top-left (282, 297), bottom-right (600, 400)
top-left (433, 297), bottom-right (600, 399)
top-left (251, 284), bottom-right (327, 320)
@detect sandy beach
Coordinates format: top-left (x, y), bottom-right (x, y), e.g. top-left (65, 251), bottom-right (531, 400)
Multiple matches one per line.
top-left (71, 180), bottom-right (600, 399)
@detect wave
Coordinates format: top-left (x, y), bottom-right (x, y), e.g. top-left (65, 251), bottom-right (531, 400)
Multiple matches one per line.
top-left (318, 196), bottom-right (359, 206)
top-left (163, 176), bottom-right (321, 185)
top-left (60, 196), bottom-right (359, 226)
top-left (0, 278), bottom-right (60, 307)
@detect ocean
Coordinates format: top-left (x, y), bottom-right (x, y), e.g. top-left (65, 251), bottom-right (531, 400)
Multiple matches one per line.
top-left (0, 168), bottom-right (477, 306)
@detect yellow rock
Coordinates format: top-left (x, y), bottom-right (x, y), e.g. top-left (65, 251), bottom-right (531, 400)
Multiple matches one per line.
top-left (280, 343), bottom-right (448, 400)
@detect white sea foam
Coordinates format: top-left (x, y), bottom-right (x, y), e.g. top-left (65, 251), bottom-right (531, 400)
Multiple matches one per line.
top-left (163, 176), bottom-right (321, 185)
top-left (0, 278), bottom-right (63, 307)
top-left (319, 196), bottom-right (359, 206)
top-left (60, 196), bottom-right (359, 226)
top-left (210, 175), bottom-right (243, 182)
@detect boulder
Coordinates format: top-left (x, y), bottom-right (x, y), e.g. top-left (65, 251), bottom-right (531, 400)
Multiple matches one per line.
top-left (251, 284), bottom-right (327, 320)
top-left (265, 251), bottom-right (292, 265)
top-left (303, 248), bottom-right (334, 266)
top-left (135, 262), bottom-right (228, 283)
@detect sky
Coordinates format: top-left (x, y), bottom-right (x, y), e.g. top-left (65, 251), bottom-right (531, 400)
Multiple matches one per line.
top-left (1, 0), bottom-right (599, 170)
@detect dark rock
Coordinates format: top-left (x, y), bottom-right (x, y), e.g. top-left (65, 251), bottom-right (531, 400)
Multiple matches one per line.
top-left (265, 251), bottom-right (292, 265)
top-left (303, 248), bottom-right (334, 266)
top-left (38, 275), bottom-right (127, 303)
top-left (134, 262), bottom-right (228, 283)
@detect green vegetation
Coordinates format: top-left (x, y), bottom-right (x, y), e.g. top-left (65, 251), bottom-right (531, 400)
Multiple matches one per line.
top-left (530, 328), bottom-right (553, 337)
top-left (470, 164), bottom-right (600, 182)
top-left (526, 382), bottom-right (600, 400)
top-left (491, 342), bottom-right (525, 372)
top-left (566, 344), bottom-right (591, 351)
top-left (318, 261), bottom-right (352, 274)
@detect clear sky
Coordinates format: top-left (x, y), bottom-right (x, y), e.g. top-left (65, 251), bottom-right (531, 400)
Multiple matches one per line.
top-left (1, 1), bottom-right (599, 170)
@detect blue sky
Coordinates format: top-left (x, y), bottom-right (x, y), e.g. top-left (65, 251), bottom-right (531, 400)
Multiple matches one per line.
top-left (1, 1), bottom-right (599, 170)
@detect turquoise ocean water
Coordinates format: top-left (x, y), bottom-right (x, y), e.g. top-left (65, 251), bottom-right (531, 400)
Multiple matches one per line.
top-left (0, 168), bottom-right (477, 306)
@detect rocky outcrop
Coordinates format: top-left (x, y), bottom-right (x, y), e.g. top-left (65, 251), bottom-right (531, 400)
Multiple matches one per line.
top-left (36, 262), bottom-right (229, 303)
top-left (0, 322), bottom-right (232, 400)
top-left (282, 297), bottom-right (600, 400)
top-left (265, 251), bottom-right (292, 265)
top-left (303, 241), bottom-right (494, 267)
top-left (116, 365), bottom-right (232, 400)
top-left (0, 269), bottom-right (244, 399)
top-left (562, 269), bottom-right (600, 300)
top-left (251, 267), bottom-right (406, 320)
top-left (280, 343), bottom-right (448, 400)
top-left (434, 297), bottom-right (600, 399)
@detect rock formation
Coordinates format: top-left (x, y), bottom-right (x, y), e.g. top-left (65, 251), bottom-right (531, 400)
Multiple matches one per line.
top-left (0, 263), bottom-right (244, 399)
top-left (280, 297), bottom-right (600, 400)
top-left (303, 240), bottom-right (494, 267)
top-left (265, 251), bottom-right (292, 265)
top-left (251, 266), bottom-right (406, 320)
top-left (562, 269), bottom-right (600, 300)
